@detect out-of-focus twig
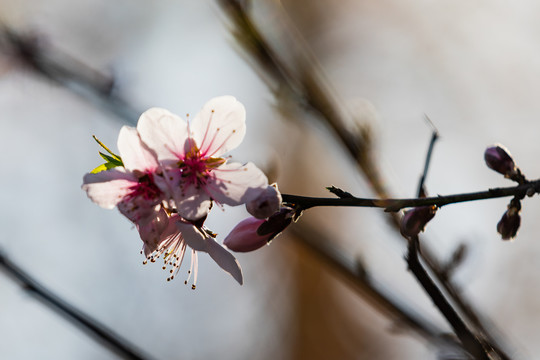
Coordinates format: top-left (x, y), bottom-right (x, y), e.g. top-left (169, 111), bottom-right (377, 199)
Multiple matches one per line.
top-left (0, 249), bottom-right (152, 360)
top-left (0, 24), bottom-right (140, 124)
top-left (289, 225), bottom-right (463, 353)
top-left (217, 0), bottom-right (388, 199)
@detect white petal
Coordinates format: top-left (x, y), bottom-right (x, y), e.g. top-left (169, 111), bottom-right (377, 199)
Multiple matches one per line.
top-left (205, 238), bottom-right (244, 285)
top-left (206, 162), bottom-right (268, 206)
top-left (176, 196), bottom-right (212, 221)
top-left (177, 221), bottom-right (208, 251)
top-left (82, 170), bottom-right (137, 209)
top-left (172, 182), bottom-right (212, 221)
top-left (137, 107), bottom-right (189, 164)
top-left (190, 96), bottom-right (246, 157)
top-left (117, 126), bottom-right (159, 172)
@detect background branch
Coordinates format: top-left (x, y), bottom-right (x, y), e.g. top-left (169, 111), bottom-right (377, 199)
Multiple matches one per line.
top-left (0, 249), bottom-right (152, 360)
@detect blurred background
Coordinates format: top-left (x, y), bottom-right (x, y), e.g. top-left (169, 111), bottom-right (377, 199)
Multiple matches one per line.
top-left (1, 0), bottom-right (540, 359)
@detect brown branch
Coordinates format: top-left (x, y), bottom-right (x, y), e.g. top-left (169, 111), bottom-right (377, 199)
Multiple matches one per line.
top-left (406, 237), bottom-right (490, 359)
top-left (282, 180), bottom-right (538, 211)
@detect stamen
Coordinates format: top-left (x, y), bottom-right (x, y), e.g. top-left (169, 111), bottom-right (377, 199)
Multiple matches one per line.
top-left (199, 110), bottom-right (216, 157)
top-left (192, 250), bottom-right (199, 289)
top-left (206, 130), bottom-right (237, 158)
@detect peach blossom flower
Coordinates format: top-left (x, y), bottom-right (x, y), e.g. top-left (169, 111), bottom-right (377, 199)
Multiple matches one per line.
top-left (137, 96), bottom-right (268, 221)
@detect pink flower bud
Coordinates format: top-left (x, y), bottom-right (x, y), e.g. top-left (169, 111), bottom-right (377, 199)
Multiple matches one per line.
top-left (400, 206), bottom-right (437, 237)
top-left (484, 145), bottom-right (516, 176)
top-left (223, 217), bottom-right (271, 252)
top-left (497, 208), bottom-right (521, 240)
top-left (246, 184), bottom-right (282, 219)
top-left (257, 207), bottom-right (293, 237)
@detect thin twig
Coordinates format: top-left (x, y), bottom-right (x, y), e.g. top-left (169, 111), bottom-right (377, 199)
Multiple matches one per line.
top-left (417, 116), bottom-right (439, 197)
top-left (0, 249), bottom-right (152, 360)
top-left (411, 129), bottom-right (511, 359)
top-left (282, 180), bottom-right (540, 211)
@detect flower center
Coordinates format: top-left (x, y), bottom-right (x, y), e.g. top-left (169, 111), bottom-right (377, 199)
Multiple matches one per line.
top-left (179, 146), bottom-right (226, 187)
top-left (129, 173), bottom-right (162, 201)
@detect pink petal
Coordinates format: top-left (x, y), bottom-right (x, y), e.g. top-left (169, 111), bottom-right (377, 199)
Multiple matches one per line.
top-left (137, 107), bottom-right (189, 164)
top-left (206, 162), bottom-right (268, 206)
top-left (176, 218), bottom-right (243, 284)
top-left (142, 214), bottom-right (182, 257)
top-left (205, 238), bottom-right (244, 285)
top-left (82, 170), bottom-right (137, 209)
top-left (117, 126), bottom-right (159, 173)
top-left (190, 96), bottom-right (246, 157)
top-left (118, 198), bottom-right (162, 224)
top-left (137, 207), bottom-right (169, 251)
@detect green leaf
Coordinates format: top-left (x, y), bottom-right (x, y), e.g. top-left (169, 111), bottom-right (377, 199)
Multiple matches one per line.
top-left (93, 135), bottom-right (122, 163)
top-left (90, 162), bottom-right (120, 174)
top-left (99, 152), bottom-right (123, 167)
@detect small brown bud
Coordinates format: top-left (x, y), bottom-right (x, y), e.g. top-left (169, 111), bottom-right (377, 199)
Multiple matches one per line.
top-left (400, 206), bottom-right (437, 237)
top-left (497, 207), bottom-right (521, 240)
top-left (484, 144), bottom-right (516, 177)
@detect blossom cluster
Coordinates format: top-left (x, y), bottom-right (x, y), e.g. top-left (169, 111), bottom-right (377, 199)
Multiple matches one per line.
top-left (82, 96), bottom-right (282, 287)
